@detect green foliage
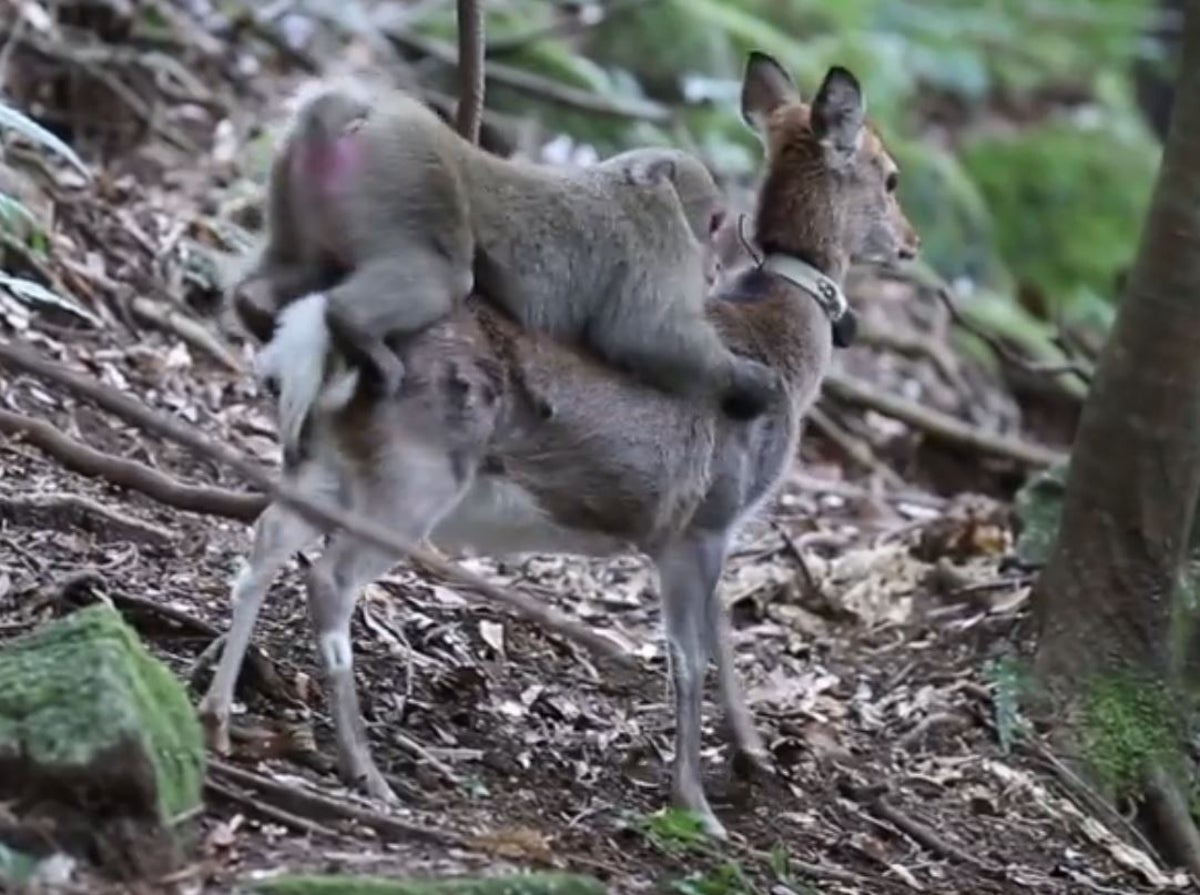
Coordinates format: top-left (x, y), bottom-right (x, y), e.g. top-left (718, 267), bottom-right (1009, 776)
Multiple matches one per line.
top-left (985, 656), bottom-right (1031, 754)
top-left (637, 806), bottom-right (712, 856)
top-left (1082, 671), bottom-right (1178, 796)
top-left (889, 139), bottom-right (1003, 287)
top-left (0, 271), bottom-right (101, 327)
top-left (0, 100), bottom-right (90, 178)
top-left (1013, 460), bottom-right (1070, 567)
top-left (254, 873), bottom-right (606, 895)
top-left (960, 120), bottom-right (1158, 316)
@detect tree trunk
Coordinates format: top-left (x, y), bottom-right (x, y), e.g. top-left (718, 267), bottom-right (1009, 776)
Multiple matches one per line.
top-left (1031, 0), bottom-right (1200, 870)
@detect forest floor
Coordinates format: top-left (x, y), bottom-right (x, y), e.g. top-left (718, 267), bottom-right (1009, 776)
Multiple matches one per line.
top-left (0, 4), bottom-right (1195, 894)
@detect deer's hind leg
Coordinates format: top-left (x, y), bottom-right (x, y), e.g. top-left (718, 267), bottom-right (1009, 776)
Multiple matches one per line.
top-left (304, 442), bottom-right (472, 803)
top-left (198, 461), bottom-right (339, 753)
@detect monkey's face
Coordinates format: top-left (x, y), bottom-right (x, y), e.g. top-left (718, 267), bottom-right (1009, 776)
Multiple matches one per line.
top-left (740, 54), bottom-right (921, 271)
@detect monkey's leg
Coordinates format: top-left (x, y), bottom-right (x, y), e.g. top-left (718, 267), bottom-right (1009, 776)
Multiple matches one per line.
top-left (602, 310), bottom-right (779, 419)
top-left (325, 254), bottom-right (466, 397)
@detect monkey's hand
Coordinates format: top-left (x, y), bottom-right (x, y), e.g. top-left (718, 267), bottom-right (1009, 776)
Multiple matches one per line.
top-left (720, 358), bottom-right (781, 421)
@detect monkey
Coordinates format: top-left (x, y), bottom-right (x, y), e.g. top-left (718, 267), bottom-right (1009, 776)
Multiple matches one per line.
top-left (234, 85), bottom-right (780, 420)
top-left (599, 146), bottom-right (729, 288)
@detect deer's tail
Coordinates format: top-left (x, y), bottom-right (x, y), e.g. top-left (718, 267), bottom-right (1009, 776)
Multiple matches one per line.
top-left (258, 293), bottom-right (359, 460)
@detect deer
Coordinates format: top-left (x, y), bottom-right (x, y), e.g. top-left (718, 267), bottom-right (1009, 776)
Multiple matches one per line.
top-left (197, 51), bottom-right (920, 839)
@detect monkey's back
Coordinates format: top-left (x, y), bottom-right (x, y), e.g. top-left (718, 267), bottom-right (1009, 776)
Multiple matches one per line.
top-left (464, 156), bottom-right (703, 334)
top-left (345, 91), bottom-right (473, 262)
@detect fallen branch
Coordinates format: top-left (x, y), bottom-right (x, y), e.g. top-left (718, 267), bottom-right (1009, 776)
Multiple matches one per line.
top-left (807, 404), bottom-right (906, 487)
top-left (203, 778), bottom-right (341, 839)
top-left (0, 408), bottom-right (267, 522)
top-left (0, 492), bottom-right (172, 546)
top-left (129, 296), bottom-right (245, 374)
top-left (207, 758), bottom-right (464, 847)
top-left (923, 276), bottom-right (1093, 386)
top-left (384, 28), bottom-right (671, 123)
top-left (822, 372), bottom-right (1066, 468)
top-left (0, 340), bottom-right (634, 667)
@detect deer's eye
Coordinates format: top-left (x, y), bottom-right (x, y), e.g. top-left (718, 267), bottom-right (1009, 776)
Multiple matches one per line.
top-left (885, 172), bottom-right (899, 193)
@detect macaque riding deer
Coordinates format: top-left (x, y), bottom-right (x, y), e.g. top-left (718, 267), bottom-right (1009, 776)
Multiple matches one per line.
top-left (232, 80), bottom-right (773, 422)
top-left (199, 52), bottom-right (920, 839)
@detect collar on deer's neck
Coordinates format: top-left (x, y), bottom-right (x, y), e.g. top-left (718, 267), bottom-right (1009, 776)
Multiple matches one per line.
top-left (759, 252), bottom-right (858, 349)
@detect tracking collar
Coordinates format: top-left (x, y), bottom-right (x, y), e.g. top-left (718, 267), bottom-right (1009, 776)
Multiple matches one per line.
top-left (760, 253), bottom-right (858, 349)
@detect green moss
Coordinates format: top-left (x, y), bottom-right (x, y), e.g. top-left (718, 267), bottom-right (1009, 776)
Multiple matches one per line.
top-left (253, 872), bottom-right (606, 895)
top-left (1013, 460), bottom-right (1070, 567)
top-left (1082, 672), bottom-right (1178, 796)
top-left (0, 605), bottom-right (203, 823)
top-left (960, 120), bottom-right (1158, 316)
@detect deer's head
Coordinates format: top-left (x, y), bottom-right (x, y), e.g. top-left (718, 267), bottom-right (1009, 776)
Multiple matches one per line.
top-left (742, 53), bottom-right (920, 280)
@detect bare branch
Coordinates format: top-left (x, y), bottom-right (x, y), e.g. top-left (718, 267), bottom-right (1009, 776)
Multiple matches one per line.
top-left (822, 371), bottom-right (1066, 468)
top-left (0, 408), bottom-right (267, 521)
top-left (455, 0), bottom-right (485, 144)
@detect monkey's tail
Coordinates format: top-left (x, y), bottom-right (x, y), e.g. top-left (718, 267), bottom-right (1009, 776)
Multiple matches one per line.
top-left (258, 293), bottom-right (359, 458)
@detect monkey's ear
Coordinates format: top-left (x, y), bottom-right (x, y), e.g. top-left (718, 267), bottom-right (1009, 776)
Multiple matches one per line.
top-left (811, 66), bottom-right (866, 164)
top-left (741, 51), bottom-right (799, 136)
top-left (625, 155), bottom-right (676, 186)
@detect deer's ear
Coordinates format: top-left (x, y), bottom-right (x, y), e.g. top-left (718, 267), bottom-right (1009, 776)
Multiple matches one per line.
top-left (811, 66), bottom-right (866, 163)
top-left (741, 51), bottom-right (799, 136)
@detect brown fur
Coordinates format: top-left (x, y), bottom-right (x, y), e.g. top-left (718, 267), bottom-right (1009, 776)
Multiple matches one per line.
top-left (199, 52), bottom-right (920, 838)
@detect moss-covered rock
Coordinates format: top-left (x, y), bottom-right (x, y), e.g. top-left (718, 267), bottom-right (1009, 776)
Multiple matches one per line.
top-left (0, 605), bottom-right (204, 875)
top-left (253, 872), bottom-right (607, 895)
top-left (960, 120), bottom-right (1158, 317)
top-left (1013, 459), bottom-right (1069, 566)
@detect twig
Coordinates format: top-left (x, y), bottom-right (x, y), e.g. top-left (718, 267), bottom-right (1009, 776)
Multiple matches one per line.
top-left (856, 317), bottom-right (966, 392)
top-left (822, 372), bottom-right (1066, 468)
top-left (384, 28), bottom-right (671, 123)
top-left (129, 296), bottom-right (245, 374)
top-left (789, 472), bottom-right (947, 510)
top-left (843, 781), bottom-right (1004, 877)
top-left (930, 284), bottom-right (1093, 386)
top-left (807, 404), bottom-right (906, 487)
top-left (0, 340), bottom-right (635, 667)
top-left (391, 730), bottom-right (462, 786)
top-left (455, 0), bottom-right (485, 144)
top-left (485, 0), bottom-right (661, 56)
top-left (207, 758), bottom-right (465, 846)
top-left (772, 522), bottom-right (822, 604)
top-left (0, 492), bottom-right (172, 546)
top-left (0, 408), bottom-right (267, 521)
top-left (203, 778), bottom-right (341, 839)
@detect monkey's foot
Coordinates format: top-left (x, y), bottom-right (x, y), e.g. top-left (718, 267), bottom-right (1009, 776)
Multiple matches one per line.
top-left (720, 360), bottom-right (781, 421)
